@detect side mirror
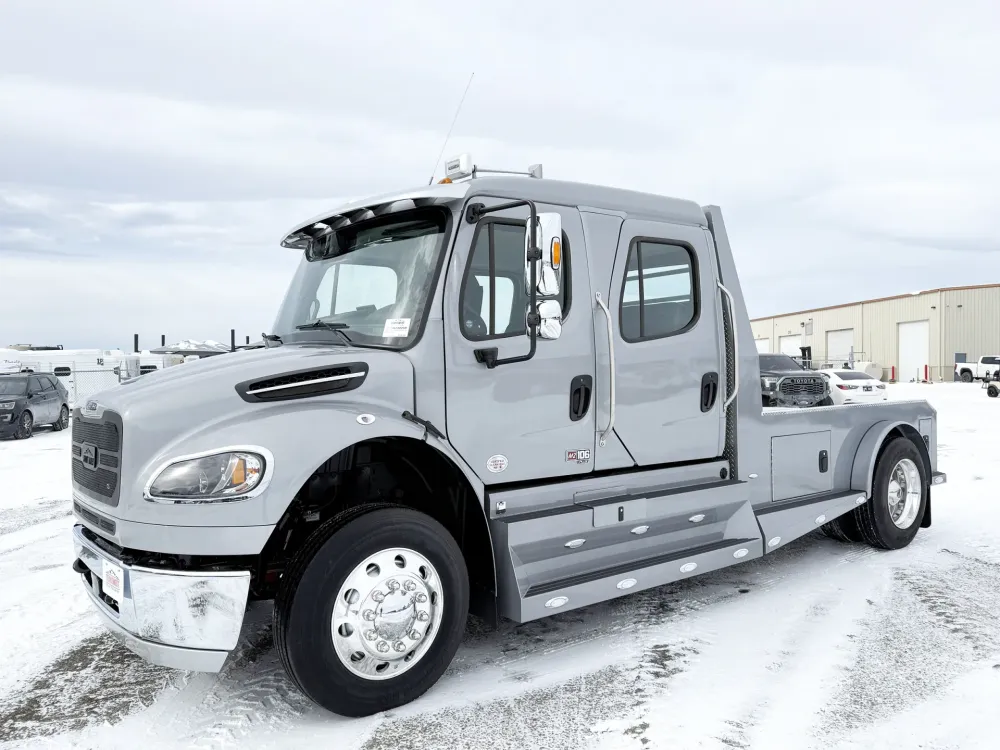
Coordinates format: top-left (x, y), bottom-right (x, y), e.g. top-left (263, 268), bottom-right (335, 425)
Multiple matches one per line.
top-left (524, 212), bottom-right (562, 297)
top-left (536, 300), bottom-right (562, 340)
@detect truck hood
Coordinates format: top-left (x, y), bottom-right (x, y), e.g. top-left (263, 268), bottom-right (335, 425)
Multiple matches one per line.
top-left (72, 343), bottom-right (416, 516)
top-left (92, 343), bottom-right (410, 411)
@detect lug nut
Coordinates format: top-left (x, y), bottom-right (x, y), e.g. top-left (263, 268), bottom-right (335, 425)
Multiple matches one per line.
top-left (415, 593), bottom-right (428, 603)
top-left (372, 591), bottom-right (385, 603)
top-left (363, 609), bottom-right (375, 621)
top-left (387, 579), bottom-right (399, 591)
top-left (376, 641), bottom-right (390, 653)
top-left (403, 580), bottom-right (417, 592)
top-left (417, 611), bottom-right (429, 622)
top-left (394, 641), bottom-right (407, 652)
top-left (409, 630), bottom-right (421, 640)
top-left (365, 630), bottom-right (378, 641)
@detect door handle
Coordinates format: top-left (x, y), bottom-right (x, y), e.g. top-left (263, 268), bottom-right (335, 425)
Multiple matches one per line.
top-left (700, 372), bottom-right (719, 412)
top-left (569, 375), bottom-right (593, 422)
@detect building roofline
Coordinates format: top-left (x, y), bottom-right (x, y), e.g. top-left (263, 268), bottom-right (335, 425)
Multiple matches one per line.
top-left (750, 283), bottom-right (1000, 322)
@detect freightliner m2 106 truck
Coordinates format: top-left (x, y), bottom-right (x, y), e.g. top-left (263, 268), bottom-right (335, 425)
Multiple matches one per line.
top-left (71, 157), bottom-right (946, 717)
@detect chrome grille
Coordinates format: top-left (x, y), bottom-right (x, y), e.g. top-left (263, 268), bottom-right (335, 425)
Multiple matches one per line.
top-left (72, 419), bottom-right (120, 451)
top-left (778, 377), bottom-right (826, 397)
top-left (72, 409), bottom-right (123, 506)
top-left (74, 501), bottom-right (117, 534)
top-left (73, 463), bottom-right (119, 499)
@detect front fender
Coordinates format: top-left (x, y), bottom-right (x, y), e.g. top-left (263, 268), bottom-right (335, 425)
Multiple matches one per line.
top-left (126, 400), bottom-right (486, 535)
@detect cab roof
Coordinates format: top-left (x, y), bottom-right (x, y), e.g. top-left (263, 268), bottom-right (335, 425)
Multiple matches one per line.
top-left (281, 177), bottom-right (708, 250)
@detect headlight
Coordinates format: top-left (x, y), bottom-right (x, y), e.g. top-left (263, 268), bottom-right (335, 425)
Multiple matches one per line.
top-left (761, 377), bottom-right (778, 391)
top-left (147, 451), bottom-right (265, 502)
top-left (0, 402), bottom-right (14, 410)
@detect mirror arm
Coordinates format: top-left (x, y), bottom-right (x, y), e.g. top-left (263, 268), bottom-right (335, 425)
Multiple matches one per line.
top-left (469, 199), bottom-right (540, 368)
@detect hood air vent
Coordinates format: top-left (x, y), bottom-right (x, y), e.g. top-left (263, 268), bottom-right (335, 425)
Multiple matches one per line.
top-left (237, 363), bottom-right (369, 403)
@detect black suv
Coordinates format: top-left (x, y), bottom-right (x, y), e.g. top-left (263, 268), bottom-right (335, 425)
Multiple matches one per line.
top-left (759, 354), bottom-right (832, 408)
top-left (0, 373), bottom-right (71, 439)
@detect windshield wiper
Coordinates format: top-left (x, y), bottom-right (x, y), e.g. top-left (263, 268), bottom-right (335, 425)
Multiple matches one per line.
top-left (295, 320), bottom-right (354, 346)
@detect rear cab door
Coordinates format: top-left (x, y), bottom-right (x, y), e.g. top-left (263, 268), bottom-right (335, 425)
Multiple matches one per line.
top-left (604, 219), bottom-right (726, 466)
top-left (27, 376), bottom-right (53, 423)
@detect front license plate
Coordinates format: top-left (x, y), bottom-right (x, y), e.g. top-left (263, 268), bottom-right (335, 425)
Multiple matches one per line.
top-left (102, 559), bottom-right (124, 603)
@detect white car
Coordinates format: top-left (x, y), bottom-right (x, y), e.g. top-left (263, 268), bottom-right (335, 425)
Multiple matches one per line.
top-left (824, 369), bottom-right (887, 404)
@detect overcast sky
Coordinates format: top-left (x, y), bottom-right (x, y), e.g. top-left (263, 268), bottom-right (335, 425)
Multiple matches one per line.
top-left (1, 1), bottom-right (998, 350)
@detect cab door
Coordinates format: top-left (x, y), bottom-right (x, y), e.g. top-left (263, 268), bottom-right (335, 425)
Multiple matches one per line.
top-left (605, 219), bottom-right (726, 465)
top-left (443, 199), bottom-right (597, 484)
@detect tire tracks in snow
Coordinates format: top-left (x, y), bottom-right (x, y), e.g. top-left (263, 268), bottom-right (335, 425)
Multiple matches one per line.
top-left (818, 549), bottom-right (1000, 743)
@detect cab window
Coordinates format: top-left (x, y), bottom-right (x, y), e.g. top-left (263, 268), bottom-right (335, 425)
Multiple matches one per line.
top-left (620, 240), bottom-right (697, 342)
top-left (460, 219), bottom-right (569, 341)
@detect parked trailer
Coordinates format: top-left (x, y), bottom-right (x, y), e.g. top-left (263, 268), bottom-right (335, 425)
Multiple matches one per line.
top-left (71, 158), bottom-right (946, 718)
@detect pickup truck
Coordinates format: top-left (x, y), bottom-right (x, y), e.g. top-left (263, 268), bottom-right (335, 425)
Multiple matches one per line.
top-left (758, 353), bottom-right (831, 408)
top-left (70, 156), bottom-right (947, 718)
top-left (956, 356), bottom-right (1000, 382)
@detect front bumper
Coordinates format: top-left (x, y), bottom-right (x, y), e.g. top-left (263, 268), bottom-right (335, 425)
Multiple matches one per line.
top-left (0, 410), bottom-right (20, 436)
top-left (72, 524), bottom-right (251, 672)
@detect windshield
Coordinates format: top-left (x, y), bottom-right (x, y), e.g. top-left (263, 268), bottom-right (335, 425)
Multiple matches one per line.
top-left (272, 210), bottom-right (449, 348)
top-left (759, 354), bottom-right (803, 371)
top-left (0, 378), bottom-right (28, 396)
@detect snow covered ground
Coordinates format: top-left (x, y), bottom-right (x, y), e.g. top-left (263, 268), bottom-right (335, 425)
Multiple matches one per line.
top-left (1, 383), bottom-right (998, 749)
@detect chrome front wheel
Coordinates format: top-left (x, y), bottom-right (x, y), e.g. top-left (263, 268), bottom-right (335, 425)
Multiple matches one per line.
top-left (331, 547), bottom-right (444, 681)
top-left (274, 506), bottom-right (469, 717)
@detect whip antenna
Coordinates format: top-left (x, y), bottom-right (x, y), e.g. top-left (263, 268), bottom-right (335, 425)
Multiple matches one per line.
top-left (428, 72), bottom-right (475, 185)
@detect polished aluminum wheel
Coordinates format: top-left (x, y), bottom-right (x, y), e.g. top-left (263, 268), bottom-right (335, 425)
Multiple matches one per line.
top-left (887, 458), bottom-right (921, 529)
top-left (331, 547), bottom-right (443, 681)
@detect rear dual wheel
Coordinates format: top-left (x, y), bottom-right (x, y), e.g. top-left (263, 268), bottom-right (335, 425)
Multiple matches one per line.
top-left (822, 436), bottom-right (927, 549)
top-left (275, 506), bottom-right (469, 717)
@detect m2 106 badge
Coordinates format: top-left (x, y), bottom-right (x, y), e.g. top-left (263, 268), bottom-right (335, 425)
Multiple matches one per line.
top-left (566, 449), bottom-right (591, 464)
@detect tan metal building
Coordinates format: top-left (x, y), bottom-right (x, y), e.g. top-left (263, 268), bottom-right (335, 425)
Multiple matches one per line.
top-left (750, 284), bottom-right (1000, 382)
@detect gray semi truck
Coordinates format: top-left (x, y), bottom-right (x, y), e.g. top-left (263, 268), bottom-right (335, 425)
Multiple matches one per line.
top-left (71, 156), bottom-right (946, 717)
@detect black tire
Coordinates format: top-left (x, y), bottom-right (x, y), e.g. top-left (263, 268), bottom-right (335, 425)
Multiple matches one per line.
top-left (14, 411), bottom-right (33, 440)
top-left (51, 405), bottom-right (69, 431)
top-left (988, 384), bottom-right (999, 398)
top-left (853, 437), bottom-right (927, 550)
top-left (761, 394), bottom-right (770, 408)
top-left (274, 506), bottom-right (469, 717)
top-left (820, 512), bottom-right (864, 543)
top-left (961, 370), bottom-right (973, 383)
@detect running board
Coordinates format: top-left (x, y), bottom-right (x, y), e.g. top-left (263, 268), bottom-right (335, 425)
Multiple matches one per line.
top-left (516, 537), bottom-right (761, 623)
top-left (488, 473), bottom-right (762, 623)
top-left (755, 489), bottom-right (869, 552)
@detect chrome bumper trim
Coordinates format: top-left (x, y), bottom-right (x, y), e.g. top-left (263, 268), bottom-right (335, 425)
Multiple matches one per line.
top-left (72, 524), bottom-right (250, 672)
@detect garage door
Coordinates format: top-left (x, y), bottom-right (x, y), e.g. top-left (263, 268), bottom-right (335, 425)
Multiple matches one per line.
top-left (826, 328), bottom-right (855, 364)
top-left (898, 320), bottom-right (929, 382)
top-left (755, 338), bottom-right (771, 353)
top-left (779, 335), bottom-right (802, 357)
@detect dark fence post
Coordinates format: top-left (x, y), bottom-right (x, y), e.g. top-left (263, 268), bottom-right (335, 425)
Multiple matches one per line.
top-left (134, 334), bottom-right (139, 353)
top-left (161, 334), bottom-right (166, 347)
top-left (230, 329), bottom-right (236, 352)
